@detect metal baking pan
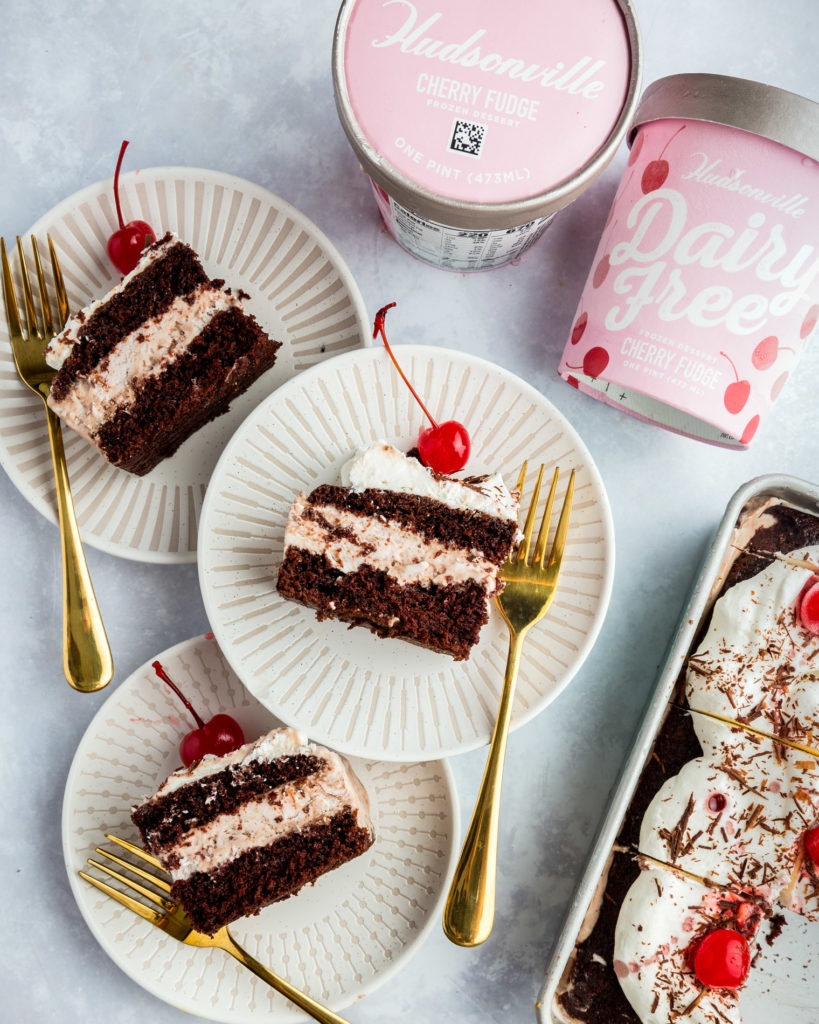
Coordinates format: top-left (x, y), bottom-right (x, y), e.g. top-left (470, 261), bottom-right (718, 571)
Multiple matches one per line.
top-left (536, 473), bottom-right (819, 1024)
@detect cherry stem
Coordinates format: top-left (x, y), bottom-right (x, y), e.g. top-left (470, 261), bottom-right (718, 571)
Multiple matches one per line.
top-left (113, 140), bottom-right (130, 231)
top-left (659, 124), bottom-right (686, 160)
top-left (152, 660), bottom-right (205, 728)
top-left (373, 302), bottom-right (438, 429)
top-left (720, 350), bottom-right (740, 383)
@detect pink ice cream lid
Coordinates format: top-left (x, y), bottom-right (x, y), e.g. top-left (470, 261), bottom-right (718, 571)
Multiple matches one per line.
top-left (333, 0), bottom-right (639, 227)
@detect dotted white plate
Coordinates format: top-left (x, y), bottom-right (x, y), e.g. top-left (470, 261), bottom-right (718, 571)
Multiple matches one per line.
top-left (62, 634), bottom-right (458, 1023)
top-left (0, 167), bottom-right (369, 563)
top-left (198, 345), bottom-right (615, 761)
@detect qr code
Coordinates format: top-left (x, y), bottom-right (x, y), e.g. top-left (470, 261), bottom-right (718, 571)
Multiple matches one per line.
top-left (449, 119), bottom-right (486, 157)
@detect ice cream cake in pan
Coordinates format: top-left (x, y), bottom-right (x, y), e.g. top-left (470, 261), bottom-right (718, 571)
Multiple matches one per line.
top-left (550, 488), bottom-right (819, 1024)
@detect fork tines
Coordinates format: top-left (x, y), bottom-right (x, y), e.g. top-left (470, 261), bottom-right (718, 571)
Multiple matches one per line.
top-left (79, 834), bottom-right (172, 923)
top-left (1, 234), bottom-right (68, 345)
top-left (513, 462), bottom-right (575, 569)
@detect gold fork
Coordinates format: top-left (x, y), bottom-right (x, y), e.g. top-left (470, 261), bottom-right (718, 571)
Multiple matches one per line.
top-left (80, 834), bottom-right (352, 1024)
top-left (443, 463), bottom-right (575, 947)
top-left (1, 236), bottom-right (112, 692)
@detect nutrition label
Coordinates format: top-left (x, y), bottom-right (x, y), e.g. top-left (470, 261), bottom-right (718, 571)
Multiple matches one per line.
top-left (372, 182), bottom-right (552, 271)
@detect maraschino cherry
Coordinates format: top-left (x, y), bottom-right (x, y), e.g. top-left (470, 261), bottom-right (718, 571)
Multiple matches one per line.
top-left (107, 140), bottom-right (156, 275)
top-left (152, 660), bottom-right (245, 767)
top-left (692, 929), bottom-right (751, 989)
top-left (804, 825), bottom-right (819, 865)
top-left (797, 576), bottom-right (819, 636)
top-left (374, 302), bottom-right (470, 474)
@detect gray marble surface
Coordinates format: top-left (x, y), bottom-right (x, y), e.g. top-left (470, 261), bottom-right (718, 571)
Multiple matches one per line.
top-left (1, 1), bottom-right (818, 1021)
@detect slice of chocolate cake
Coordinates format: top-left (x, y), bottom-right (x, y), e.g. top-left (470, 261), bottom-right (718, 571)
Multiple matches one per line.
top-left (276, 442), bottom-right (520, 660)
top-left (131, 726), bottom-right (374, 936)
top-left (45, 232), bottom-right (280, 475)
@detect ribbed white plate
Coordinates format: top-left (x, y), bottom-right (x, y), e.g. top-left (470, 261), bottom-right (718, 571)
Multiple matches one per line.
top-left (62, 634), bottom-right (457, 1023)
top-left (0, 167), bottom-right (369, 563)
top-left (198, 345), bottom-right (615, 761)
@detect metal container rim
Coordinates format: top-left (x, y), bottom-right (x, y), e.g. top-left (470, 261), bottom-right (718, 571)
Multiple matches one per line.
top-left (536, 472), bottom-right (819, 1024)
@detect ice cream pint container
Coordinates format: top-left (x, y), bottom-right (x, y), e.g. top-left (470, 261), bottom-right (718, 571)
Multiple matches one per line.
top-left (332, 0), bottom-right (640, 271)
top-left (559, 73), bottom-right (819, 447)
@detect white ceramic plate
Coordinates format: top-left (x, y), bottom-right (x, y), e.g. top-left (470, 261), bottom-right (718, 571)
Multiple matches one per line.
top-left (0, 167), bottom-right (369, 563)
top-left (198, 345), bottom-right (615, 761)
top-left (62, 634), bottom-right (457, 1023)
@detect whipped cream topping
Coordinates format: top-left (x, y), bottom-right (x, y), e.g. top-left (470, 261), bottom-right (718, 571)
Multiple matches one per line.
top-left (614, 866), bottom-right (760, 1024)
top-left (614, 537), bottom-right (819, 1023)
top-left (690, 711), bottom-right (819, 823)
top-left (638, 748), bottom-right (806, 900)
top-left (138, 727), bottom-right (373, 883)
top-left (284, 495), bottom-right (503, 593)
top-left (782, 861), bottom-right (819, 921)
top-left (685, 546), bottom-right (819, 747)
top-left (340, 442), bottom-right (519, 521)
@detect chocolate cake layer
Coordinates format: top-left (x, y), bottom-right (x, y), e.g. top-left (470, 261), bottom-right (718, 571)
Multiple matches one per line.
top-left (723, 504), bottom-right (819, 590)
top-left (132, 753), bottom-right (326, 848)
top-left (306, 484), bottom-right (519, 563)
top-left (616, 704), bottom-right (704, 849)
top-left (556, 851), bottom-right (645, 1024)
top-left (277, 547), bottom-right (489, 659)
top-left (94, 305), bottom-right (279, 474)
top-left (173, 810), bottom-right (373, 935)
top-left (50, 234), bottom-right (209, 400)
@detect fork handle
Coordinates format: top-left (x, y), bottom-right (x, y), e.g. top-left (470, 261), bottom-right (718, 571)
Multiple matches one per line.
top-left (42, 395), bottom-right (113, 692)
top-left (443, 628), bottom-right (526, 947)
top-left (216, 931), bottom-right (352, 1024)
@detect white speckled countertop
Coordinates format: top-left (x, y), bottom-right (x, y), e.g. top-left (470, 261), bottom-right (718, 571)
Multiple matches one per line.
top-left (1, 1), bottom-right (818, 1021)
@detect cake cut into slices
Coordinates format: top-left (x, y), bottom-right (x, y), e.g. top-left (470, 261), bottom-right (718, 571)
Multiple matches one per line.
top-left (45, 232), bottom-right (280, 475)
top-left (554, 500), bottom-right (819, 1024)
top-left (131, 726), bottom-right (374, 935)
top-left (276, 442), bottom-right (521, 660)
